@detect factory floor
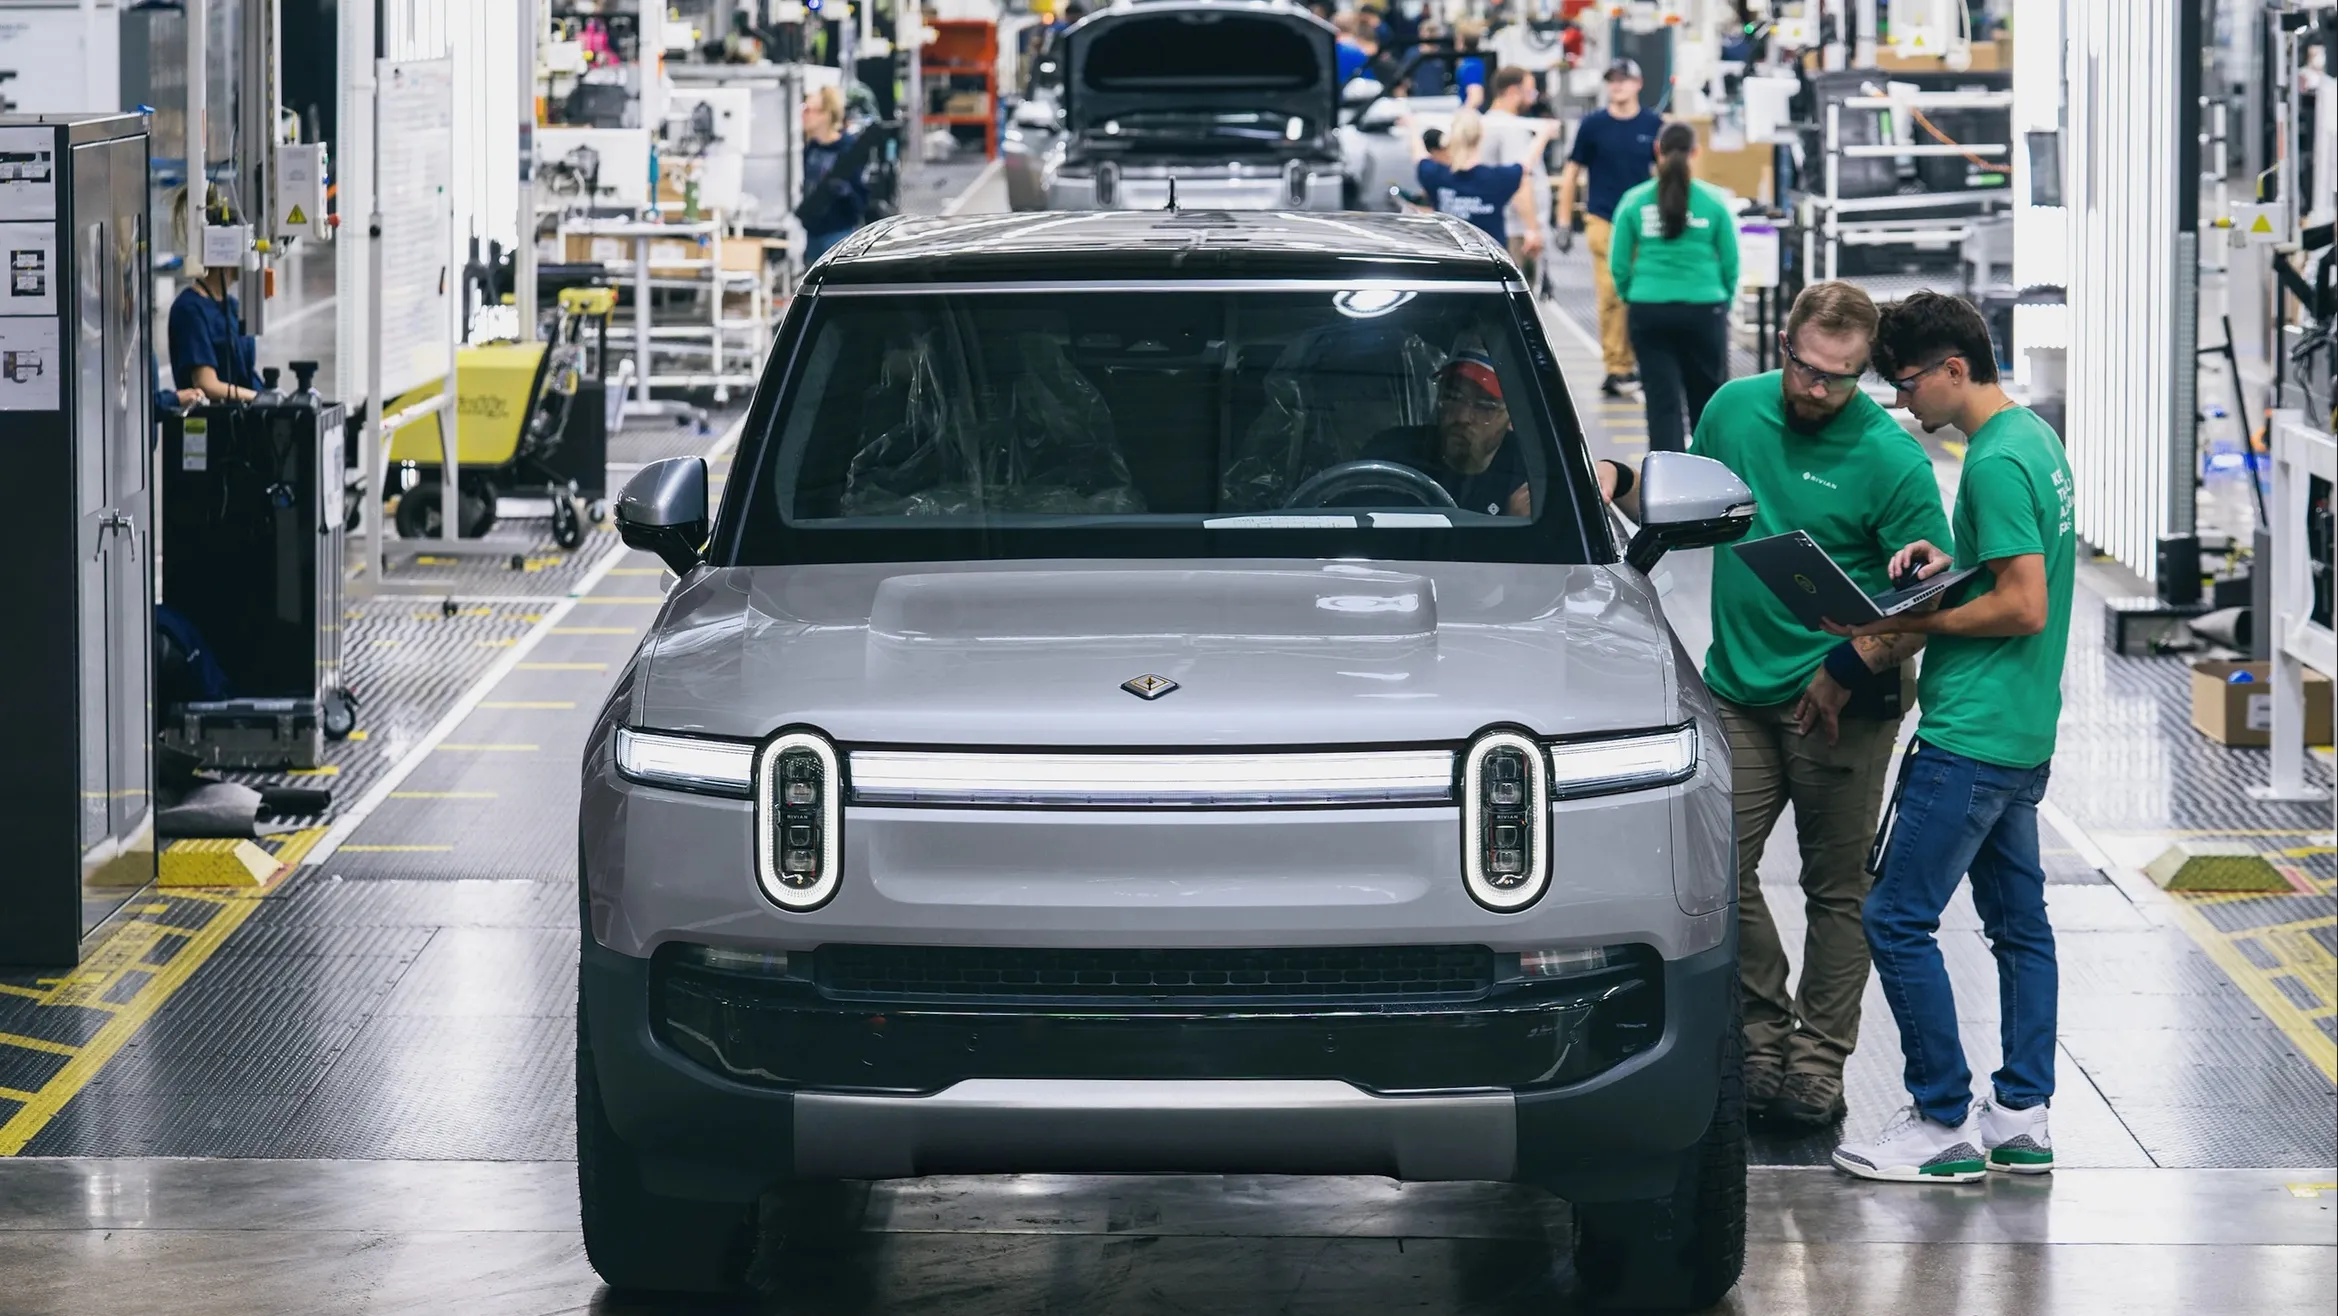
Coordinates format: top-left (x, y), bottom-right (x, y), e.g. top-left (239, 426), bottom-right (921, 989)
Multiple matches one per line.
top-left (0, 256), bottom-right (2331, 1313)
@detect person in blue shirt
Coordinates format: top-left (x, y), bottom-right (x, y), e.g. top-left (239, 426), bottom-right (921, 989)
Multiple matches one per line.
top-left (1405, 110), bottom-right (1533, 256)
top-left (798, 85), bottom-right (869, 264)
top-left (1454, 17), bottom-right (1489, 108)
top-left (1333, 11), bottom-right (1371, 85)
top-left (167, 265), bottom-right (260, 403)
top-left (1555, 58), bottom-right (1665, 398)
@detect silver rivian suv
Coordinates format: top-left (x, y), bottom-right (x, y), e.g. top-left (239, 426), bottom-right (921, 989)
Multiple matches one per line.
top-left (582, 209), bottom-right (1757, 1310)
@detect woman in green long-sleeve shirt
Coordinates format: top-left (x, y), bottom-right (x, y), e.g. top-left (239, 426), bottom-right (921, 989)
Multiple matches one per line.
top-left (1609, 121), bottom-right (1740, 451)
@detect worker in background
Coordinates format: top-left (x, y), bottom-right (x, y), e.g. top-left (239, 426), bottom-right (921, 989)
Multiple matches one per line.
top-left (1596, 282), bottom-right (1951, 1135)
top-left (798, 85), bottom-right (869, 264)
top-left (1479, 67), bottom-right (1555, 286)
top-left (1607, 121), bottom-right (1737, 451)
top-left (1404, 110), bottom-right (1537, 260)
top-left (166, 188), bottom-right (259, 404)
top-left (1454, 18), bottom-right (1490, 109)
top-left (1830, 291), bottom-right (2076, 1186)
top-left (1334, 11), bottom-right (1369, 85)
top-left (1555, 58), bottom-right (1663, 398)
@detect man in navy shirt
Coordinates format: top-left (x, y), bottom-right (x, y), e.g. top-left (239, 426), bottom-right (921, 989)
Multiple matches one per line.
top-left (1557, 59), bottom-right (1664, 397)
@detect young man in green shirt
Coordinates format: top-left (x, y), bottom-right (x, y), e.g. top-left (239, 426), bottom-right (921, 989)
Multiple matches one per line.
top-left (1597, 282), bottom-right (1950, 1131)
top-left (1827, 291), bottom-right (2076, 1185)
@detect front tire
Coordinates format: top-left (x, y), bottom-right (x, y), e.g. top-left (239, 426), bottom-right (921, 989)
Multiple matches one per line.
top-left (1568, 981), bottom-right (1748, 1311)
top-left (576, 1013), bottom-right (757, 1294)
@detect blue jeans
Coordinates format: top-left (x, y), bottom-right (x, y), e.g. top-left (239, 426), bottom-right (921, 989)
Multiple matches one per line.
top-left (1864, 743), bottom-right (2057, 1125)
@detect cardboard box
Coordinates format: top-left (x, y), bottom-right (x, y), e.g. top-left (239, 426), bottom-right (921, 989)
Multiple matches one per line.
top-left (943, 91), bottom-right (991, 118)
top-left (718, 236), bottom-right (771, 273)
top-left (1684, 116), bottom-right (1775, 205)
top-left (2190, 660), bottom-right (2334, 747)
top-left (1874, 37), bottom-right (2009, 73)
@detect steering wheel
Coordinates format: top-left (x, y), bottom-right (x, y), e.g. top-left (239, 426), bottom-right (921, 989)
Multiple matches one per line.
top-left (1283, 460), bottom-right (1459, 510)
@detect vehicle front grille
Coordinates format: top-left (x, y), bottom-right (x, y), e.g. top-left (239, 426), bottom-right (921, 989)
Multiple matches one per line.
top-left (814, 944), bottom-right (1498, 1007)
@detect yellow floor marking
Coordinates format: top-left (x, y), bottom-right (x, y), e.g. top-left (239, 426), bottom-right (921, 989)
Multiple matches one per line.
top-left (2167, 895), bottom-right (2338, 1083)
top-left (0, 893), bottom-right (267, 1156)
top-left (2288, 1183), bottom-right (2337, 1198)
top-left (347, 729), bottom-right (369, 741)
top-left (551, 627), bottom-right (635, 635)
top-left (504, 612), bottom-right (545, 623)
top-left (519, 661), bottom-right (607, 671)
top-left (607, 567), bottom-right (666, 576)
top-left (477, 638), bottom-right (517, 648)
top-left (0, 1087), bottom-right (36, 1103)
top-left (389, 790), bottom-right (498, 799)
top-left (287, 765), bottom-right (340, 777)
top-left (576, 596), bottom-right (666, 605)
top-left (435, 743), bottom-right (539, 752)
top-left (339, 844), bottom-right (455, 853)
top-left (0, 1032), bottom-right (79, 1057)
top-left (269, 828), bottom-right (331, 869)
top-left (480, 700), bottom-right (576, 710)
top-left (0, 984), bottom-right (46, 1001)
top-left (1942, 440), bottom-right (1968, 459)
top-left (2280, 845), bottom-right (2335, 858)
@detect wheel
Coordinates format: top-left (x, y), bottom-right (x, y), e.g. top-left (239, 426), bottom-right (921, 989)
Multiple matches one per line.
top-left (551, 495), bottom-right (585, 549)
top-left (578, 1010), bottom-right (758, 1294)
top-left (320, 689), bottom-right (357, 741)
top-left (586, 500), bottom-right (609, 526)
top-left (393, 481), bottom-right (496, 540)
top-left (1568, 978), bottom-right (1747, 1312)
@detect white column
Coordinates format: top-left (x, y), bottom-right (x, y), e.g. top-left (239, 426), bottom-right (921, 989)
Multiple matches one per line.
top-left (340, 0), bottom-right (376, 407)
top-left (518, 0), bottom-right (538, 343)
top-left (185, 0), bottom-right (207, 273)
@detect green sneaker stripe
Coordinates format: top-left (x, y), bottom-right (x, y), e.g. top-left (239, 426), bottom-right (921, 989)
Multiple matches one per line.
top-left (1919, 1158), bottom-right (1985, 1176)
top-left (1990, 1147), bottom-right (2054, 1165)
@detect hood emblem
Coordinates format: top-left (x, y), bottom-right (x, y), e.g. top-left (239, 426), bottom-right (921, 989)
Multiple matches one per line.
top-left (1122, 674), bottom-right (1179, 700)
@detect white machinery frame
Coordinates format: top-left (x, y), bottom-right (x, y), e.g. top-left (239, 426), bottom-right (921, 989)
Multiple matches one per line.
top-left (2253, 411), bottom-right (2338, 813)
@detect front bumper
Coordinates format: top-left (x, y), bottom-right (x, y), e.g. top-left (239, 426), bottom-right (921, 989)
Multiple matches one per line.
top-left (582, 931), bottom-right (1733, 1204)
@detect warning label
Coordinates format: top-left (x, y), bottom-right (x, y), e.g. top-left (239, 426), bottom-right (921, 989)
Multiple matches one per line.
top-left (286, 205), bottom-right (307, 226)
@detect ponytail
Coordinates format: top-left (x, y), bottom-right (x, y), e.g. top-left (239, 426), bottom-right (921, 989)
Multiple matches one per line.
top-left (1655, 121), bottom-right (1696, 240)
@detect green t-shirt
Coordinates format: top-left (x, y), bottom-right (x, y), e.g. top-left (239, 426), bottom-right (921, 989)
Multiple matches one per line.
top-left (1692, 374), bottom-right (1952, 708)
top-left (1608, 177), bottom-right (1741, 305)
top-left (1915, 405), bottom-right (2077, 769)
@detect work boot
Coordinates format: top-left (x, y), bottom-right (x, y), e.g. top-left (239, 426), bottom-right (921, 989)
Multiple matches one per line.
top-left (1746, 1054), bottom-right (1785, 1114)
top-left (1771, 1070), bottom-right (1849, 1131)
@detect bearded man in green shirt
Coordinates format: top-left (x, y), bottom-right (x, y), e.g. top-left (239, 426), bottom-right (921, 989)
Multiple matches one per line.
top-left (1826, 291), bottom-right (2076, 1186)
top-left (1598, 281), bottom-right (1950, 1131)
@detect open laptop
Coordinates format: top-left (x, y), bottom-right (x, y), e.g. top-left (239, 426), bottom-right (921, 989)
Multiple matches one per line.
top-left (1732, 530), bottom-right (1982, 631)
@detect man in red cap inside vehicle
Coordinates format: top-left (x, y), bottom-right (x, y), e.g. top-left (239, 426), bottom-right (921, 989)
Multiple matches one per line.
top-left (1361, 349), bottom-right (1532, 516)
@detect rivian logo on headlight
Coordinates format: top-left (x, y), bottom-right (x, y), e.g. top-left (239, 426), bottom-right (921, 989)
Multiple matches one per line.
top-left (1121, 674), bottom-right (1179, 700)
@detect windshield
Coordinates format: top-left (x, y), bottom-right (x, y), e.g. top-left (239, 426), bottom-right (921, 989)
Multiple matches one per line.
top-left (1081, 18), bottom-right (1320, 91)
top-left (721, 288), bottom-right (1608, 567)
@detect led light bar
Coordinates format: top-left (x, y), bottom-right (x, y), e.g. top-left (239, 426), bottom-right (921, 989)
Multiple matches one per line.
top-left (1547, 725), bottom-right (1698, 799)
top-left (847, 749), bottom-right (1457, 808)
top-left (615, 728), bottom-right (756, 795)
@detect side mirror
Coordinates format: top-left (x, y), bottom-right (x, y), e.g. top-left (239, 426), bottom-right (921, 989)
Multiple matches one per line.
top-left (1624, 451), bottom-right (1756, 573)
top-left (1010, 99), bottom-right (1059, 130)
top-left (615, 456), bottom-right (709, 577)
top-left (1341, 77), bottom-right (1385, 108)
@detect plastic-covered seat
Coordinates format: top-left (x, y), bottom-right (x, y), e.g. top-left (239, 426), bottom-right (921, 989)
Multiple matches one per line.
top-left (1220, 322), bottom-right (1445, 511)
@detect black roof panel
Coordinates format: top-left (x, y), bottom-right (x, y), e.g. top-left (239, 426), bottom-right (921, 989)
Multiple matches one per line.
top-left (809, 210), bottom-right (1514, 286)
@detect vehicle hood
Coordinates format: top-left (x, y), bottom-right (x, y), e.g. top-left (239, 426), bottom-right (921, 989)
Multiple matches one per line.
top-left (1062, 4), bottom-right (1336, 144)
top-left (631, 560), bottom-right (1680, 747)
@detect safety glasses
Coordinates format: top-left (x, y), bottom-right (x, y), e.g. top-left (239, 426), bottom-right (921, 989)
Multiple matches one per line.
top-left (1881, 358), bottom-right (1953, 394)
top-left (1779, 335), bottom-right (1868, 395)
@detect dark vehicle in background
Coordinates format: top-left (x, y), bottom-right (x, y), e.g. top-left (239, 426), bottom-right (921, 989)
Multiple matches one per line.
top-left (1002, 0), bottom-right (1347, 211)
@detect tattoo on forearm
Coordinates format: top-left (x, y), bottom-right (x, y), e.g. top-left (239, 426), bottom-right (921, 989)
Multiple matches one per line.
top-left (1853, 632), bottom-right (1927, 671)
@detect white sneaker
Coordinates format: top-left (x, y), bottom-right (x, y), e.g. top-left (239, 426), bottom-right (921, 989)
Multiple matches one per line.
top-left (1976, 1097), bottom-right (2054, 1175)
top-left (1832, 1105), bottom-right (1987, 1184)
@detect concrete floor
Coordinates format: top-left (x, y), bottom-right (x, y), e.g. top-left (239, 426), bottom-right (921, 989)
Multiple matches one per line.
top-left (0, 1160), bottom-right (2326, 1315)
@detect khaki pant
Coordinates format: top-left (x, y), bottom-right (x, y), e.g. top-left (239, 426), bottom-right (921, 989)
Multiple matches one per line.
top-left (1583, 214), bottom-right (1635, 379)
top-left (1721, 696), bottom-right (1903, 1079)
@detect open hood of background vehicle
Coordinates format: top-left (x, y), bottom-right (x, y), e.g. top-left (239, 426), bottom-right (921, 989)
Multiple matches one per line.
top-left (1063, 3), bottom-right (1339, 140)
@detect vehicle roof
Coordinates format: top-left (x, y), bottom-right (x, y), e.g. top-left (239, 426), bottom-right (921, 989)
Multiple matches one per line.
top-left (1067, 0), bottom-right (1335, 34)
top-left (808, 210), bottom-right (1516, 287)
